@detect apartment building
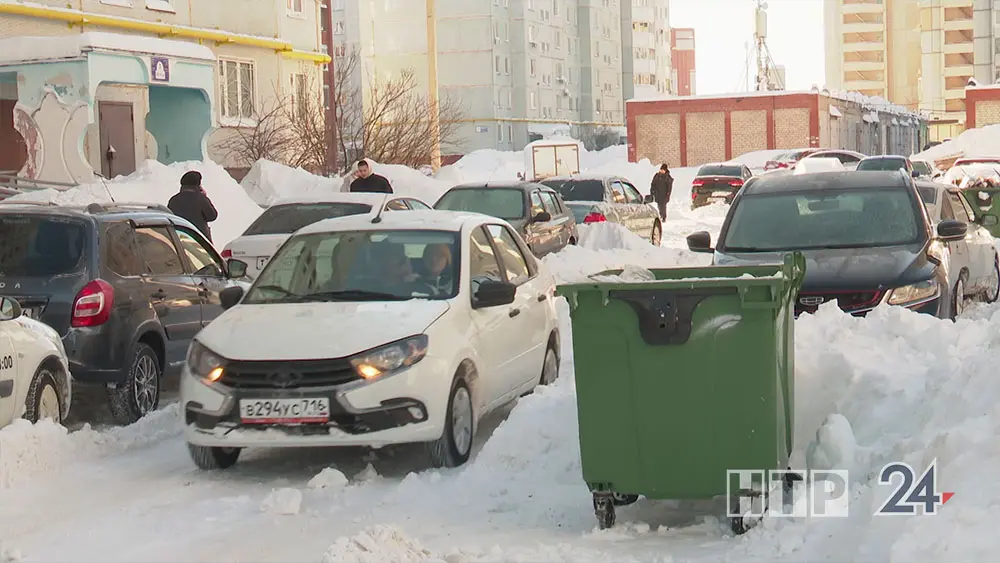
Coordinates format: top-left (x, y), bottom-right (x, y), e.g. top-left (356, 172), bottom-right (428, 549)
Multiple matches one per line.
top-left (0, 0), bottom-right (327, 183)
top-left (622, 0), bottom-right (671, 100)
top-left (670, 27), bottom-right (694, 96)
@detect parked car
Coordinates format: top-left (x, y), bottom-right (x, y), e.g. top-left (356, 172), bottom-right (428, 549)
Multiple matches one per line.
top-left (433, 182), bottom-right (578, 257)
top-left (222, 193), bottom-right (432, 280)
top-left (0, 295), bottom-right (72, 427)
top-left (685, 170), bottom-right (974, 319)
top-left (762, 148), bottom-right (820, 171)
top-left (539, 175), bottom-right (662, 246)
top-left (0, 202), bottom-right (245, 424)
top-left (800, 149), bottom-right (867, 171)
top-left (952, 157), bottom-right (1000, 168)
top-left (856, 155), bottom-right (918, 177)
top-left (914, 180), bottom-right (1000, 316)
top-left (690, 163), bottom-right (753, 209)
top-left (911, 159), bottom-right (942, 179)
top-left (792, 157), bottom-right (844, 175)
top-left (181, 210), bottom-right (561, 470)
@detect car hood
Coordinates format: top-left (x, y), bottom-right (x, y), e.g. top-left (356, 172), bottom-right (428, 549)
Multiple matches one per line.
top-left (196, 300), bottom-right (451, 361)
top-left (714, 243), bottom-right (933, 289)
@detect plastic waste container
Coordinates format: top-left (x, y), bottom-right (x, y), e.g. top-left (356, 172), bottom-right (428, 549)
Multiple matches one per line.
top-left (555, 253), bottom-right (805, 533)
top-left (960, 187), bottom-right (1000, 237)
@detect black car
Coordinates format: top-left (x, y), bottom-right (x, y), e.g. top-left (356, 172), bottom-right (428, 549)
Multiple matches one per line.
top-left (690, 163), bottom-right (753, 209)
top-left (685, 170), bottom-right (971, 319)
top-left (0, 202), bottom-right (244, 424)
top-left (433, 182), bottom-right (579, 257)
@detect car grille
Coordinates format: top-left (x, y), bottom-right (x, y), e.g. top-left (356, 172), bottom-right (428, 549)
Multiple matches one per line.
top-left (218, 358), bottom-right (360, 389)
top-left (795, 290), bottom-right (883, 314)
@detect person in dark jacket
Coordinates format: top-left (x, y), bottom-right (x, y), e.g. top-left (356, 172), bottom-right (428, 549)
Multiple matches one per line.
top-left (349, 159), bottom-right (393, 193)
top-left (650, 163), bottom-right (673, 221)
top-left (167, 170), bottom-right (219, 242)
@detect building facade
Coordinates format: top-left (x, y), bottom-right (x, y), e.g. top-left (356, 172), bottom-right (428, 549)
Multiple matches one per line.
top-left (670, 27), bottom-right (694, 96)
top-left (0, 0), bottom-right (328, 183)
top-left (621, 0), bottom-right (672, 101)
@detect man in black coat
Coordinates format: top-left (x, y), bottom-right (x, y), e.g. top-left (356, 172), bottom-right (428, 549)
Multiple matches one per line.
top-left (167, 170), bottom-right (219, 242)
top-left (349, 159), bottom-right (393, 193)
top-left (650, 163), bottom-right (673, 221)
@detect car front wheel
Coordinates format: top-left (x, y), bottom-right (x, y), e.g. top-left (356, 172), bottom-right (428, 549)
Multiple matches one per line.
top-left (188, 444), bottom-right (241, 470)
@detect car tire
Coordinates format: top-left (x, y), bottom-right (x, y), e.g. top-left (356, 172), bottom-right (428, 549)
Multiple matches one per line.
top-left (107, 342), bottom-right (161, 425)
top-left (539, 344), bottom-right (559, 386)
top-left (650, 220), bottom-right (662, 247)
top-left (984, 253), bottom-right (1000, 304)
top-left (951, 274), bottom-right (967, 320)
top-left (187, 443), bottom-right (241, 470)
top-left (427, 372), bottom-right (474, 468)
top-left (22, 365), bottom-right (63, 424)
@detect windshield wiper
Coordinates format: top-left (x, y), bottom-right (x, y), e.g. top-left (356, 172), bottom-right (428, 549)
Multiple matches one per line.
top-left (253, 284), bottom-right (297, 297)
top-left (298, 289), bottom-right (410, 302)
top-left (722, 246), bottom-right (772, 252)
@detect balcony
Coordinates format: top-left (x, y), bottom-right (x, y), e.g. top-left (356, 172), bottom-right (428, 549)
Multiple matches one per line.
top-left (944, 42), bottom-right (973, 55)
top-left (841, 3), bottom-right (883, 15)
top-left (944, 64), bottom-right (974, 76)
top-left (844, 59), bottom-right (885, 72)
top-left (843, 79), bottom-right (886, 91)
top-left (843, 22), bottom-right (885, 33)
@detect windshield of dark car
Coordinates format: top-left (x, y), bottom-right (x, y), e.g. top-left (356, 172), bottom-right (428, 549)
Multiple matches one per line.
top-left (244, 230), bottom-right (459, 303)
top-left (698, 165), bottom-right (742, 177)
top-left (242, 202), bottom-right (374, 235)
top-left (911, 161), bottom-right (932, 175)
top-left (721, 188), bottom-right (921, 252)
top-left (0, 215), bottom-right (87, 277)
top-left (857, 158), bottom-right (907, 172)
top-left (544, 180), bottom-right (605, 202)
top-left (434, 188), bottom-right (525, 220)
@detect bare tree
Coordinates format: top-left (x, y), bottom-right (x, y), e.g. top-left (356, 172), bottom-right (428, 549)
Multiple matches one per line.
top-left (212, 91), bottom-right (299, 170)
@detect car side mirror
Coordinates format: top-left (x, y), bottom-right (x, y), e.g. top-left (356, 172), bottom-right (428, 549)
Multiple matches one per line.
top-left (226, 258), bottom-right (248, 279)
top-left (219, 286), bottom-right (245, 310)
top-left (0, 296), bottom-right (22, 321)
top-left (981, 215), bottom-right (999, 226)
top-left (686, 231), bottom-right (714, 253)
top-left (937, 219), bottom-right (968, 241)
top-left (643, 194), bottom-right (654, 204)
top-left (532, 211), bottom-right (552, 223)
top-left (472, 279), bottom-right (517, 309)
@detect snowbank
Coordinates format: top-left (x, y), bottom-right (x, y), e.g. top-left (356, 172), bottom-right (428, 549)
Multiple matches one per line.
top-left (240, 160), bottom-right (339, 206)
top-left (727, 149), bottom-right (788, 170)
top-left (912, 124), bottom-right (1000, 161)
top-left (5, 160), bottom-right (262, 248)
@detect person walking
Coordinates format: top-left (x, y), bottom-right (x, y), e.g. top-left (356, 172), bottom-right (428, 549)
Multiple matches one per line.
top-left (650, 163), bottom-right (673, 221)
top-left (349, 159), bottom-right (393, 193)
top-left (167, 170), bottom-right (218, 242)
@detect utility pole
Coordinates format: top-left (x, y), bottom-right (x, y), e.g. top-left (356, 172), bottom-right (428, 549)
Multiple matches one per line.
top-left (754, 0), bottom-right (769, 91)
top-left (427, 0), bottom-right (441, 172)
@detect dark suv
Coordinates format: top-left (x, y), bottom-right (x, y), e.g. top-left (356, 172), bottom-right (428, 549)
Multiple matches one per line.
top-left (0, 202), bottom-right (244, 424)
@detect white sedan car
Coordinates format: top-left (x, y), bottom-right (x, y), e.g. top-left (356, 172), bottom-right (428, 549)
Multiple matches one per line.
top-left (221, 193), bottom-right (432, 279)
top-left (181, 211), bottom-right (561, 470)
top-left (0, 296), bottom-right (72, 427)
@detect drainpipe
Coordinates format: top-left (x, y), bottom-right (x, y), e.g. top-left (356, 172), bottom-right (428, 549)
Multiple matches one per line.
top-left (321, 2), bottom-right (338, 174)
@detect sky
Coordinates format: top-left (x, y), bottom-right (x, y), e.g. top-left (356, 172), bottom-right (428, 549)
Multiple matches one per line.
top-left (670, 0), bottom-right (825, 94)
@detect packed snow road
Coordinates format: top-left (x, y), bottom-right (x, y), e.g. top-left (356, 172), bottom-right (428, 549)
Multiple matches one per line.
top-left (1, 165), bottom-right (997, 562)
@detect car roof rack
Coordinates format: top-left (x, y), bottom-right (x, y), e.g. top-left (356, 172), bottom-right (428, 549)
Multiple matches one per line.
top-left (0, 200), bottom-right (60, 206)
top-left (84, 202), bottom-right (173, 214)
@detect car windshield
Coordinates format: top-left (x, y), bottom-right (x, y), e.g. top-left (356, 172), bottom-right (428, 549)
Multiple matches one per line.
top-left (434, 188), bottom-right (525, 220)
top-left (545, 179), bottom-right (605, 202)
top-left (698, 165), bottom-right (742, 177)
top-left (721, 188), bottom-right (921, 252)
top-left (857, 158), bottom-right (907, 171)
top-left (911, 161), bottom-right (932, 175)
top-left (917, 186), bottom-right (937, 204)
top-left (242, 202), bottom-right (374, 235)
top-left (243, 229), bottom-right (460, 303)
top-left (0, 215), bottom-right (87, 277)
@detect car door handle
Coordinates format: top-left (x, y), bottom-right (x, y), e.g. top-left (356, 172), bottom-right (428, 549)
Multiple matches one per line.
top-left (151, 289), bottom-right (167, 300)
top-left (509, 308), bottom-right (521, 318)
top-left (537, 294), bottom-right (546, 302)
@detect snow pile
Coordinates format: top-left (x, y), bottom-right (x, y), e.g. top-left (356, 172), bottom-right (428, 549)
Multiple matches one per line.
top-left (913, 124), bottom-right (1000, 161)
top-left (727, 149), bottom-right (789, 170)
top-left (434, 150), bottom-right (523, 185)
top-left (321, 526), bottom-right (441, 563)
top-left (309, 467), bottom-right (349, 491)
top-left (590, 264), bottom-right (657, 283)
top-left (261, 488), bottom-right (302, 515)
top-left (0, 543), bottom-right (20, 563)
top-left (240, 160), bottom-right (339, 206)
top-left (4, 160), bottom-right (262, 248)
top-left (0, 404), bottom-right (181, 490)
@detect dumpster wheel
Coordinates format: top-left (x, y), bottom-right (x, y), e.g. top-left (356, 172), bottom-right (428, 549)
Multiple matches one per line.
top-left (593, 492), bottom-right (616, 530)
top-left (728, 490), bottom-right (768, 535)
top-left (612, 493), bottom-right (639, 506)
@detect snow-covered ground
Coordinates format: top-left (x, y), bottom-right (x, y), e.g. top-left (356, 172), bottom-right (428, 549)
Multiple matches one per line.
top-left (0, 147), bottom-right (995, 562)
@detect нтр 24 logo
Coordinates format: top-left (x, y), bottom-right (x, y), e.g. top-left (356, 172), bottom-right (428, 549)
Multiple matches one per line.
top-left (875, 459), bottom-right (954, 516)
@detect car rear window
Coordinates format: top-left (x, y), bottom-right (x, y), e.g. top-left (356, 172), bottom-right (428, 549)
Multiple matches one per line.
top-left (857, 158), bottom-right (907, 172)
top-left (434, 187), bottom-right (526, 220)
top-left (242, 202), bottom-right (373, 235)
top-left (545, 180), bottom-right (606, 202)
top-left (698, 165), bottom-right (742, 177)
top-left (0, 215), bottom-right (88, 276)
top-left (911, 161), bottom-right (932, 175)
top-left (917, 186), bottom-right (937, 204)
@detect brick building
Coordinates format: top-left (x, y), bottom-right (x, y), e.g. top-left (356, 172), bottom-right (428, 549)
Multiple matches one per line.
top-left (627, 91), bottom-right (928, 168)
top-left (670, 28), bottom-right (695, 96)
top-left (965, 85), bottom-right (1000, 129)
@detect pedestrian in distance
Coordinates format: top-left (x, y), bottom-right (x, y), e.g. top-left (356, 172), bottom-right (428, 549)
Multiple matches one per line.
top-left (349, 159), bottom-right (393, 193)
top-left (650, 163), bottom-right (673, 221)
top-left (167, 170), bottom-right (218, 242)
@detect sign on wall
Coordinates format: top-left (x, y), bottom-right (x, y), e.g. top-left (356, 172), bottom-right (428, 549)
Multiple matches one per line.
top-left (151, 57), bottom-right (170, 82)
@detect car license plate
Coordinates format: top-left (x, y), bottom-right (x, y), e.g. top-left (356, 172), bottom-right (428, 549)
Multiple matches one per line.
top-left (239, 398), bottom-right (330, 424)
top-left (256, 256), bottom-right (269, 270)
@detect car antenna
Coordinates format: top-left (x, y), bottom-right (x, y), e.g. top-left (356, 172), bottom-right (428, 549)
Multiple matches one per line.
top-left (95, 172), bottom-right (117, 203)
top-left (371, 194), bottom-right (387, 223)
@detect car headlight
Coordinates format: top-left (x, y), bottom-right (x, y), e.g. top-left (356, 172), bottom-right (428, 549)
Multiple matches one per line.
top-left (186, 340), bottom-right (227, 384)
top-left (887, 280), bottom-right (939, 305)
top-left (349, 335), bottom-right (428, 381)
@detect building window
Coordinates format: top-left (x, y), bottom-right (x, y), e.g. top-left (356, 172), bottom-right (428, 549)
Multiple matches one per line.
top-left (504, 57), bottom-right (510, 74)
top-left (101, 0), bottom-right (133, 6)
top-left (335, 43), bottom-right (347, 57)
top-left (530, 59), bottom-right (537, 76)
top-left (495, 55), bottom-right (502, 74)
top-left (530, 92), bottom-right (537, 109)
top-left (286, 0), bottom-right (303, 14)
top-left (219, 58), bottom-right (256, 122)
top-left (291, 73), bottom-right (309, 119)
top-left (498, 123), bottom-right (504, 142)
top-left (335, 21), bottom-right (345, 34)
top-left (145, 0), bottom-right (175, 12)
top-left (507, 124), bottom-right (513, 142)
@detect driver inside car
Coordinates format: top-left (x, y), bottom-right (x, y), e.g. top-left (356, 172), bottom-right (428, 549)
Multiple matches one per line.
top-left (417, 243), bottom-right (454, 296)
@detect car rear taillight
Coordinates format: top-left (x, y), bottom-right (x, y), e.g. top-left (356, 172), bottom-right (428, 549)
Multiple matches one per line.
top-left (583, 212), bottom-right (607, 223)
top-left (691, 190), bottom-right (698, 201)
top-left (729, 179), bottom-right (744, 187)
top-left (71, 279), bottom-right (115, 328)
top-left (691, 178), bottom-right (705, 187)
top-left (221, 248), bottom-right (232, 259)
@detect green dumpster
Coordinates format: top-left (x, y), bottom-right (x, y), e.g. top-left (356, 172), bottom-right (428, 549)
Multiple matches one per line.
top-left (555, 253), bottom-right (805, 533)
top-left (959, 187), bottom-right (1000, 237)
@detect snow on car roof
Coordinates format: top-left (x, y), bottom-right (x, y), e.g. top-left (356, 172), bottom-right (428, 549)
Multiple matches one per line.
top-left (297, 209), bottom-right (497, 235)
